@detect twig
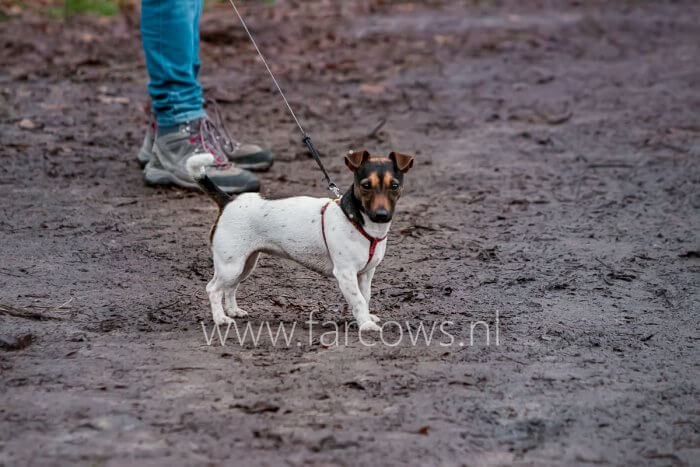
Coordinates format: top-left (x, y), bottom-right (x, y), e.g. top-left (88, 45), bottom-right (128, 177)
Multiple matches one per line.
top-left (0, 304), bottom-right (63, 321)
top-left (26, 296), bottom-right (74, 311)
top-left (350, 118), bottom-right (387, 148)
top-left (658, 142), bottom-right (687, 153)
top-left (535, 109), bottom-right (572, 125)
top-left (502, 355), bottom-right (527, 365)
top-left (594, 257), bottom-right (636, 282)
top-left (587, 162), bottom-right (634, 169)
top-left (0, 269), bottom-right (23, 278)
top-left (115, 199), bottom-right (138, 207)
top-left (53, 297), bottom-right (74, 311)
top-left (594, 257), bottom-right (614, 271)
top-left (367, 118), bottom-right (387, 139)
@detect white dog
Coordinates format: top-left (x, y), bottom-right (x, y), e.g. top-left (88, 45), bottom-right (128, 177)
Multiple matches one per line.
top-left (191, 150), bottom-right (414, 332)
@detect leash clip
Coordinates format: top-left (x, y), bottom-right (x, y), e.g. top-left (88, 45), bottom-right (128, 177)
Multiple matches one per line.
top-left (328, 183), bottom-right (341, 198)
top-left (302, 132), bottom-right (341, 199)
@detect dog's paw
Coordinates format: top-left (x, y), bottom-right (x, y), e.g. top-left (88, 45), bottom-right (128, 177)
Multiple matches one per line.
top-left (213, 314), bottom-right (235, 326)
top-left (368, 313), bottom-right (381, 323)
top-left (227, 307), bottom-right (249, 318)
top-left (359, 321), bottom-right (381, 333)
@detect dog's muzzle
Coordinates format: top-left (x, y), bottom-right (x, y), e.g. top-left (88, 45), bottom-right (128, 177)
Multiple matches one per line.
top-left (370, 208), bottom-right (392, 223)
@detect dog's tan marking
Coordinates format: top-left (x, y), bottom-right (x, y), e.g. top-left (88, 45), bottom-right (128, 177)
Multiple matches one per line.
top-left (368, 157), bottom-right (390, 163)
top-left (369, 172), bottom-right (380, 188)
top-left (383, 171), bottom-right (394, 188)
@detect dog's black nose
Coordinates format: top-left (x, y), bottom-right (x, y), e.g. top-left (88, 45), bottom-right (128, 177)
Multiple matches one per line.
top-left (372, 209), bottom-right (391, 223)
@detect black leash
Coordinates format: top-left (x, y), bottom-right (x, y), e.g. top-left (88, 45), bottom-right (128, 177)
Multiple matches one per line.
top-left (226, 0), bottom-right (341, 198)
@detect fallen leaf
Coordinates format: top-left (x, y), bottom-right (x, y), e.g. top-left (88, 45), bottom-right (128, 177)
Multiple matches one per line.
top-left (40, 103), bottom-right (69, 111)
top-left (79, 32), bottom-right (97, 43)
top-left (433, 34), bottom-right (454, 45)
top-left (343, 381), bottom-right (365, 390)
top-left (360, 83), bottom-right (386, 95)
top-left (0, 334), bottom-right (34, 351)
top-left (230, 401), bottom-right (280, 414)
top-left (98, 95), bottom-right (130, 105)
top-left (18, 118), bottom-right (36, 129)
top-left (312, 435), bottom-right (359, 452)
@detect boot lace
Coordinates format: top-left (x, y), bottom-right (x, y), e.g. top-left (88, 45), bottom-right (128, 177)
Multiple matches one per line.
top-left (187, 99), bottom-right (241, 168)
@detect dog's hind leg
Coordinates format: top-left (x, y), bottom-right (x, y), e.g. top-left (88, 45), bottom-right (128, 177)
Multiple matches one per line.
top-left (224, 288), bottom-right (246, 318)
top-left (239, 252), bottom-right (260, 283)
top-left (206, 274), bottom-right (232, 326)
top-left (223, 252), bottom-right (260, 318)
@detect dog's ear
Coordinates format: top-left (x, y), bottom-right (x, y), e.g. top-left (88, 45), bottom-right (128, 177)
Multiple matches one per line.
top-left (345, 150), bottom-right (370, 172)
top-left (389, 151), bottom-right (414, 173)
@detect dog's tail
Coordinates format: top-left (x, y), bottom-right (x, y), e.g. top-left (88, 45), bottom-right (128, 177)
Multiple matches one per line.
top-left (192, 166), bottom-right (232, 211)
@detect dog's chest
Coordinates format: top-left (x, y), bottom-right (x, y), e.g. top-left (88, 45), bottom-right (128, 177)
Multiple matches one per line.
top-left (360, 239), bottom-right (387, 272)
top-left (325, 217), bottom-right (389, 273)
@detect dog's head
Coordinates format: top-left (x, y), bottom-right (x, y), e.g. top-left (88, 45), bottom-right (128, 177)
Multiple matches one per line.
top-left (344, 150), bottom-right (414, 223)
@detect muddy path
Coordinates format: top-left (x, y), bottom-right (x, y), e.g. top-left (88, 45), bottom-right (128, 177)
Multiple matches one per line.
top-left (1, 1), bottom-right (699, 465)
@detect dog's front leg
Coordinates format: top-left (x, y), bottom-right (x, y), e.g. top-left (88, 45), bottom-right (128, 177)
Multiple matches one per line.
top-left (358, 267), bottom-right (380, 323)
top-left (334, 267), bottom-right (381, 332)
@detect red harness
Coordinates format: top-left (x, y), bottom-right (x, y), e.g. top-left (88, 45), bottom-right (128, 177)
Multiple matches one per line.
top-left (321, 199), bottom-right (387, 268)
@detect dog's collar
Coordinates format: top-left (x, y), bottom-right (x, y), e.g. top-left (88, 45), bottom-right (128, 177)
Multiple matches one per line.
top-left (321, 199), bottom-right (387, 268)
top-left (339, 186), bottom-right (365, 226)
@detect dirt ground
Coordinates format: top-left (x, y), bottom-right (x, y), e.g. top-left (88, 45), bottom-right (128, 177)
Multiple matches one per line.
top-left (1, 0), bottom-right (699, 465)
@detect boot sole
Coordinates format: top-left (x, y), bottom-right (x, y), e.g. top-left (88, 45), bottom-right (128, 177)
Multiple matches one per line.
top-left (143, 166), bottom-right (260, 194)
top-left (237, 160), bottom-right (274, 172)
top-left (230, 148), bottom-right (275, 172)
top-left (139, 149), bottom-right (273, 171)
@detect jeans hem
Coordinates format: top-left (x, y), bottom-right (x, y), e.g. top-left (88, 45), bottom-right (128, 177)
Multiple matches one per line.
top-left (155, 109), bottom-right (206, 127)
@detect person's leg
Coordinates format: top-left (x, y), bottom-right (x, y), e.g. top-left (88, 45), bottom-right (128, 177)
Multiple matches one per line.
top-left (139, 0), bottom-right (272, 192)
top-left (141, 0), bottom-right (204, 127)
top-left (192, 0), bottom-right (202, 83)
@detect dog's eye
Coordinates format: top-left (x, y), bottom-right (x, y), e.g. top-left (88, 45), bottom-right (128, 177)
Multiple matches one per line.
top-left (361, 182), bottom-right (371, 190)
top-left (390, 182), bottom-right (400, 190)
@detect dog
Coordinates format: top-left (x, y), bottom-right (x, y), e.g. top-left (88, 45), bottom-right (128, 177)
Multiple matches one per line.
top-left (190, 150), bottom-right (414, 332)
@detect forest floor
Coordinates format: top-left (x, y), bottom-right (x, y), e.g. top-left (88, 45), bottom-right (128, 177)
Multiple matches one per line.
top-left (1, 0), bottom-right (698, 465)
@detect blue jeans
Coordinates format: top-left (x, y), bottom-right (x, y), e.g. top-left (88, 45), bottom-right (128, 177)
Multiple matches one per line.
top-left (141, 0), bottom-right (206, 127)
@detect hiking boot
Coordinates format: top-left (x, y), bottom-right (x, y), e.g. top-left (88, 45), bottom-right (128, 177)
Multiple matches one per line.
top-left (223, 142), bottom-right (274, 172)
top-left (143, 118), bottom-right (260, 194)
top-left (207, 100), bottom-right (274, 172)
top-left (137, 102), bottom-right (274, 172)
top-left (137, 120), bottom-right (156, 168)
